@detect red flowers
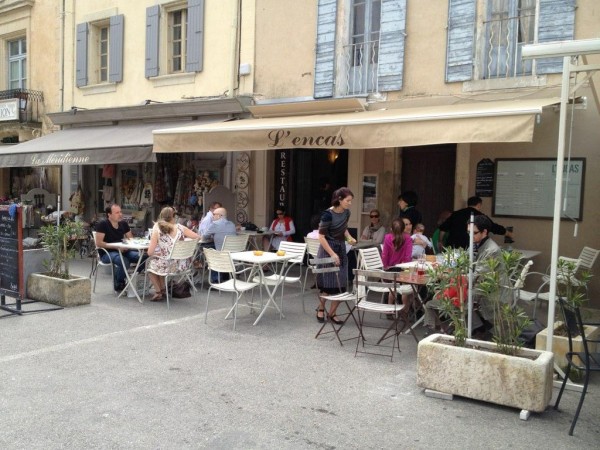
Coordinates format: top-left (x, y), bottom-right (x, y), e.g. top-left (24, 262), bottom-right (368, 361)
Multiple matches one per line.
top-left (442, 276), bottom-right (468, 308)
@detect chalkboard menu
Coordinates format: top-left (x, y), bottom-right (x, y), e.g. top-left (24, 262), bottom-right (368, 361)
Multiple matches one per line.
top-left (475, 158), bottom-right (495, 197)
top-left (0, 205), bottom-right (23, 299)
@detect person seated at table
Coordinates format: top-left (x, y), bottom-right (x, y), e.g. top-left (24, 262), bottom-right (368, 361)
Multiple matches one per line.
top-left (95, 203), bottom-right (146, 293)
top-left (381, 218), bottom-right (413, 314)
top-left (411, 223), bottom-right (433, 259)
top-left (202, 207), bottom-right (237, 283)
top-left (360, 209), bottom-right (386, 245)
top-left (146, 206), bottom-right (200, 301)
top-left (198, 201), bottom-right (222, 244)
top-left (264, 206), bottom-right (295, 251)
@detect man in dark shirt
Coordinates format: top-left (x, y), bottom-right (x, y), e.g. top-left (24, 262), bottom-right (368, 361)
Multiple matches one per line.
top-left (438, 196), bottom-right (513, 250)
top-left (95, 204), bottom-right (144, 292)
top-left (397, 190), bottom-right (422, 229)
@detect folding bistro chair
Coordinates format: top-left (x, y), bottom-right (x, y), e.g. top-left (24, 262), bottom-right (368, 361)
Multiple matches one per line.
top-left (143, 238), bottom-right (200, 309)
top-left (302, 238), bottom-right (322, 304)
top-left (203, 248), bottom-right (259, 330)
top-left (553, 297), bottom-right (600, 436)
top-left (358, 247), bottom-right (413, 303)
top-left (89, 231), bottom-right (116, 296)
top-left (353, 269), bottom-right (408, 361)
top-left (310, 256), bottom-right (359, 346)
top-left (253, 241), bottom-right (307, 316)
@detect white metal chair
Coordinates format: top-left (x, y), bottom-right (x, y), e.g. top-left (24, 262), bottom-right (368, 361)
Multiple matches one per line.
top-left (221, 233), bottom-right (250, 252)
top-left (353, 269), bottom-right (407, 361)
top-left (358, 247), bottom-right (413, 301)
top-left (144, 238), bottom-right (200, 309)
top-left (89, 231), bottom-right (116, 296)
top-left (203, 248), bottom-right (259, 330)
top-left (252, 241), bottom-right (307, 315)
top-left (302, 237), bottom-right (321, 298)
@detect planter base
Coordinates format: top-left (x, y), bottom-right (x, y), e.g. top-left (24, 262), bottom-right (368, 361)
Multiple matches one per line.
top-left (27, 273), bottom-right (91, 307)
top-left (417, 334), bottom-right (554, 413)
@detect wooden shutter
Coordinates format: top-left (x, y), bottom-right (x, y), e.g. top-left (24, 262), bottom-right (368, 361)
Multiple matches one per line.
top-left (314, 0), bottom-right (337, 99)
top-left (537, 0), bottom-right (576, 74)
top-left (186, 0), bottom-right (205, 72)
top-left (378, 0), bottom-right (407, 91)
top-left (445, 0), bottom-right (476, 82)
top-left (76, 22), bottom-right (89, 87)
top-left (109, 15), bottom-right (125, 83)
top-left (145, 5), bottom-right (160, 78)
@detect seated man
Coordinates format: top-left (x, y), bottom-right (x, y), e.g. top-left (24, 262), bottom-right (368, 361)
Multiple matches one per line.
top-left (95, 204), bottom-right (145, 292)
top-left (201, 207), bottom-right (237, 283)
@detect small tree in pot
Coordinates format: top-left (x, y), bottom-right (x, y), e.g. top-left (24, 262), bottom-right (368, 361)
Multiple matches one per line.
top-left (38, 219), bottom-right (85, 279)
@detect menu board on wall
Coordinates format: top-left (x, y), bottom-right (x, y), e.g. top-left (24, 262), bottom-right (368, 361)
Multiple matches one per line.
top-left (475, 158), bottom-right (495, 197)
top-left (493, 158), bottom-right (585, 219)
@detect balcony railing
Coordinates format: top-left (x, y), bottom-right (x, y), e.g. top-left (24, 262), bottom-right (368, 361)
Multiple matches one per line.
top-left (0, 89), bottom-right (44, 123)
top-left (340, 40), bottom-right (380, 96)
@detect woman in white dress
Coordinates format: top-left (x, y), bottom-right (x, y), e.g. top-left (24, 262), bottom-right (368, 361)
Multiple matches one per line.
top-left (146, 207), bottom-right (199, 301)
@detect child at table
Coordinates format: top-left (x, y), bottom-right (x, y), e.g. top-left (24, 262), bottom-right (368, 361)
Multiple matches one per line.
top-left (411, 223), bottom-right (433, 259)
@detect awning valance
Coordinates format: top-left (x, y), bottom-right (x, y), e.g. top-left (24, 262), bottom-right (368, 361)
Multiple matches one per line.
top-left (0, 118), bottom-right (226, 167)
top-left (153, 97), bottom-right (560, 152)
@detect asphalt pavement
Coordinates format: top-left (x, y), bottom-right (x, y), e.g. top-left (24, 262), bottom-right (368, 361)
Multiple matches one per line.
top-left (0, 257), bottom-right (598, 449)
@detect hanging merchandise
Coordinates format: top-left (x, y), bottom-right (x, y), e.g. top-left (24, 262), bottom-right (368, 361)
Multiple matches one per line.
top-left (139, 182), bottom-right (154, 207)
top-left (69, 184), bottom-right (85, 215)
top-left (102, 164), bottom-right (115, 178)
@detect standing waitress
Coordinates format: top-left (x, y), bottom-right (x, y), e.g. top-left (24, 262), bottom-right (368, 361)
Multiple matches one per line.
top-left (316, 187), bottom-right (356, 323)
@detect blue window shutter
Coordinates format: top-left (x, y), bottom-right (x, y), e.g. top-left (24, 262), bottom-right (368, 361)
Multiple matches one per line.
top-left (145, 5), bottom-right (160, 78)
top-left (314, 0), bottom-right (337, 99)
top-left (445, 0), bottom-right (476, 82)
top-left (378, 0), bottom-right (407, 92)
top-left (109, 15), bottom-right (124, 83)
top-left (76, 22), bottom-right (89, 87)
top-left (537, 0), bottom-right (575, 74)
top-left (186, 0), bottom-right (204, 72)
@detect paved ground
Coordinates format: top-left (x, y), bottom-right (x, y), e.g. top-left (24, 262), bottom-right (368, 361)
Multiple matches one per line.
top-left (0, 258), bottom-right (598, 449)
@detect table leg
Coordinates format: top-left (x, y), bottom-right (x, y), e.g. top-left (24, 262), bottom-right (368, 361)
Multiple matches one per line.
top-left (116, 250), bottom-right (145, 304)
top-left (253, 260), bottom-right (288, 325)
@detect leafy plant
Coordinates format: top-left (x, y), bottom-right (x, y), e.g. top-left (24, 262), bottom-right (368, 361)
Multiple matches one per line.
top-left (555, 258), bottom-right (592, 308)
top-left (39, 219), bottom-right (84, 279)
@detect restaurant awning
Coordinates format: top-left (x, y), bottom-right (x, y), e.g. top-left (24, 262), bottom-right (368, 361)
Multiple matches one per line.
top-left (0, 118), bottom-right (226, 167)
top-left (153, 97), bottom-right (560, 152)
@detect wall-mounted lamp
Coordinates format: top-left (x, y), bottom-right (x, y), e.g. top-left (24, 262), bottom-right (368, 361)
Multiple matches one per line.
top-left (328, 149), bottom-right (340, 164)
top-left (70, 106), bottom-right (88, 115)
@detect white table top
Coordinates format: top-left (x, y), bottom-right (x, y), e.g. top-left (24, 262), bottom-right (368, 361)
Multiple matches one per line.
top-left (510, 249), bottom-right (542, 259)
top-left (395, 261), bottom-right (434, 269)
top-left (231, 250), bottom-right (294, 264)
top-left (112, 239), bottom-right (150, 250)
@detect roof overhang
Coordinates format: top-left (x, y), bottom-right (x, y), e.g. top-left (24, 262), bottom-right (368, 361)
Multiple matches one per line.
top-left (152, 97), bottom-right (560, 153)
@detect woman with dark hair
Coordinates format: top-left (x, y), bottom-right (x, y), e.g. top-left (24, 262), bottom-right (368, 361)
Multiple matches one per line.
top-left (264, 205), bottom-right (295, 250)
top-left (360, 208), bottom-right (386, 245)
top-left (146, 206), bottom-right (199, 301)
top-left (381, 218), bottom-right (413, 311)
top-left (315, 187), bottom-right (356, 323)
top-left (397, 190), bottom-right (422, 228)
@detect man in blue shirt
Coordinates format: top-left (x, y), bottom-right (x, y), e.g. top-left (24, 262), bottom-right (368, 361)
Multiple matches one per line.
top-left (202, 207), bottom-right (237, 283)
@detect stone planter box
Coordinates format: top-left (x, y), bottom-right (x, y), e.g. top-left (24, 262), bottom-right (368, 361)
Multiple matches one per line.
top-left (23, 248), bottom-right (49, 298)
top-left (27, 272), bottom-right (91, 307)
top-left (417, 334), bottom-right (554, 413)
top-left (536, 321), bottom-right (600, 369)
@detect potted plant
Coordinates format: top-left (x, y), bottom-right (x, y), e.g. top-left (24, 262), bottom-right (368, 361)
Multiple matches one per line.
top-left (535, 258), bottom-right (595, 378)
top-left (26, 218), bottom-right (92, 307)
top-left (417, 248), bottom-right (554, 413)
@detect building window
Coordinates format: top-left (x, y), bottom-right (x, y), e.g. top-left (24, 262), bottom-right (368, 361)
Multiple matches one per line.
top-left (168, 9), bottom-right (187, 73)
top-left (98, 25), bottom-right (109, 82)
top-left (484, 0), bottom-right (535, 79)
top-left (8, 37), bottom-right (27, 89)
top-left (342, 0), bottom-right (381, 95)
top-left (88, 21), bottom-right (110, 84)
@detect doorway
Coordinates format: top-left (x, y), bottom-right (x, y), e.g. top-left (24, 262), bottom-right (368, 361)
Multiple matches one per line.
top-left (401, 145), bottom-right (456, 234)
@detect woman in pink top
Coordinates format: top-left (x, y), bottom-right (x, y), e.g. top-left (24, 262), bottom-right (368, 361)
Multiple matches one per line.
top-left (382, 218), bottom-right (412, 269)
top-left (381, 218), bottom-right (413, 314)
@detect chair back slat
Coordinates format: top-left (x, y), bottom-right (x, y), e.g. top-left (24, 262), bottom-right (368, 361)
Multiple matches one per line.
top-left (304, 237), bottom-right (321, 257)
top-left (222, 234), bottom-right (250, 252)
top-left (278, 241), bottom-right (307, 260)
top-left (578, 246), bottom-right (599, 270)
top-left (358, 247), bottom-right (384, 271)
top-left (169, 238), bottom-right (200, 260)
top-left (203, 248), bottom-right (235, 274)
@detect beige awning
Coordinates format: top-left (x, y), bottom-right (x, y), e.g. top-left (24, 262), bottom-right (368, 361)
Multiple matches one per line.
top-left (153, 97), bottom-right (560, 152)
top-left (0, 118), bottom-right (226, 167)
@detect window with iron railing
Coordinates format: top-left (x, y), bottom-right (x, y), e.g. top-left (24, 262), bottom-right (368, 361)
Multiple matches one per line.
top-left (341, 0), bottom-right (381, 95)
top-left (484, 0), bottom-right (536, 79)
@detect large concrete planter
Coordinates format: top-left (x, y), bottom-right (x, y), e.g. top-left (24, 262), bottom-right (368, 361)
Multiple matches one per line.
top-left (536, 321), bottom-right (600, 369)
top-left (417, 334), bottom-right (554, 413)
top-left (23, 248), bottom-right (49, 297)
top-left (27, 273), bottom-right (91, 307)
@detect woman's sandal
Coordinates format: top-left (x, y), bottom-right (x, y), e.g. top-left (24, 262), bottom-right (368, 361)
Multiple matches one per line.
top-left (150, 293), bottom-right (164, 302)
top-left (315, 308), bottom-right (325, 323)
top-left (328, 315), bottom-right (344, 325)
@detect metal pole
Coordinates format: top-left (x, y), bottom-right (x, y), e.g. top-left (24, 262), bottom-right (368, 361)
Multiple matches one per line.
top-left (468, 213), bottom-right (474, 337)
top-left (57, 194), bottom-right (61, 227)
top-left (546, 55), bottom-right (571, 352)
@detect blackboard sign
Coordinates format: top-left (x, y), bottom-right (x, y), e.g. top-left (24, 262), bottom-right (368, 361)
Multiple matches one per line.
top-left (475, 158), bottom-right (495, 197)
top-left (0, 205), bottom-right (23, 300)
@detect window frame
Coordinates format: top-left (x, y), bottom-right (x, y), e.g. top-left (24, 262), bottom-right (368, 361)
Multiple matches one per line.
top-left (8, 36), bottom-right (27, 89)
top-left (89, 20), bottom-right (110, 84)
top-left (161, 1), bottom-right (189, 75)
